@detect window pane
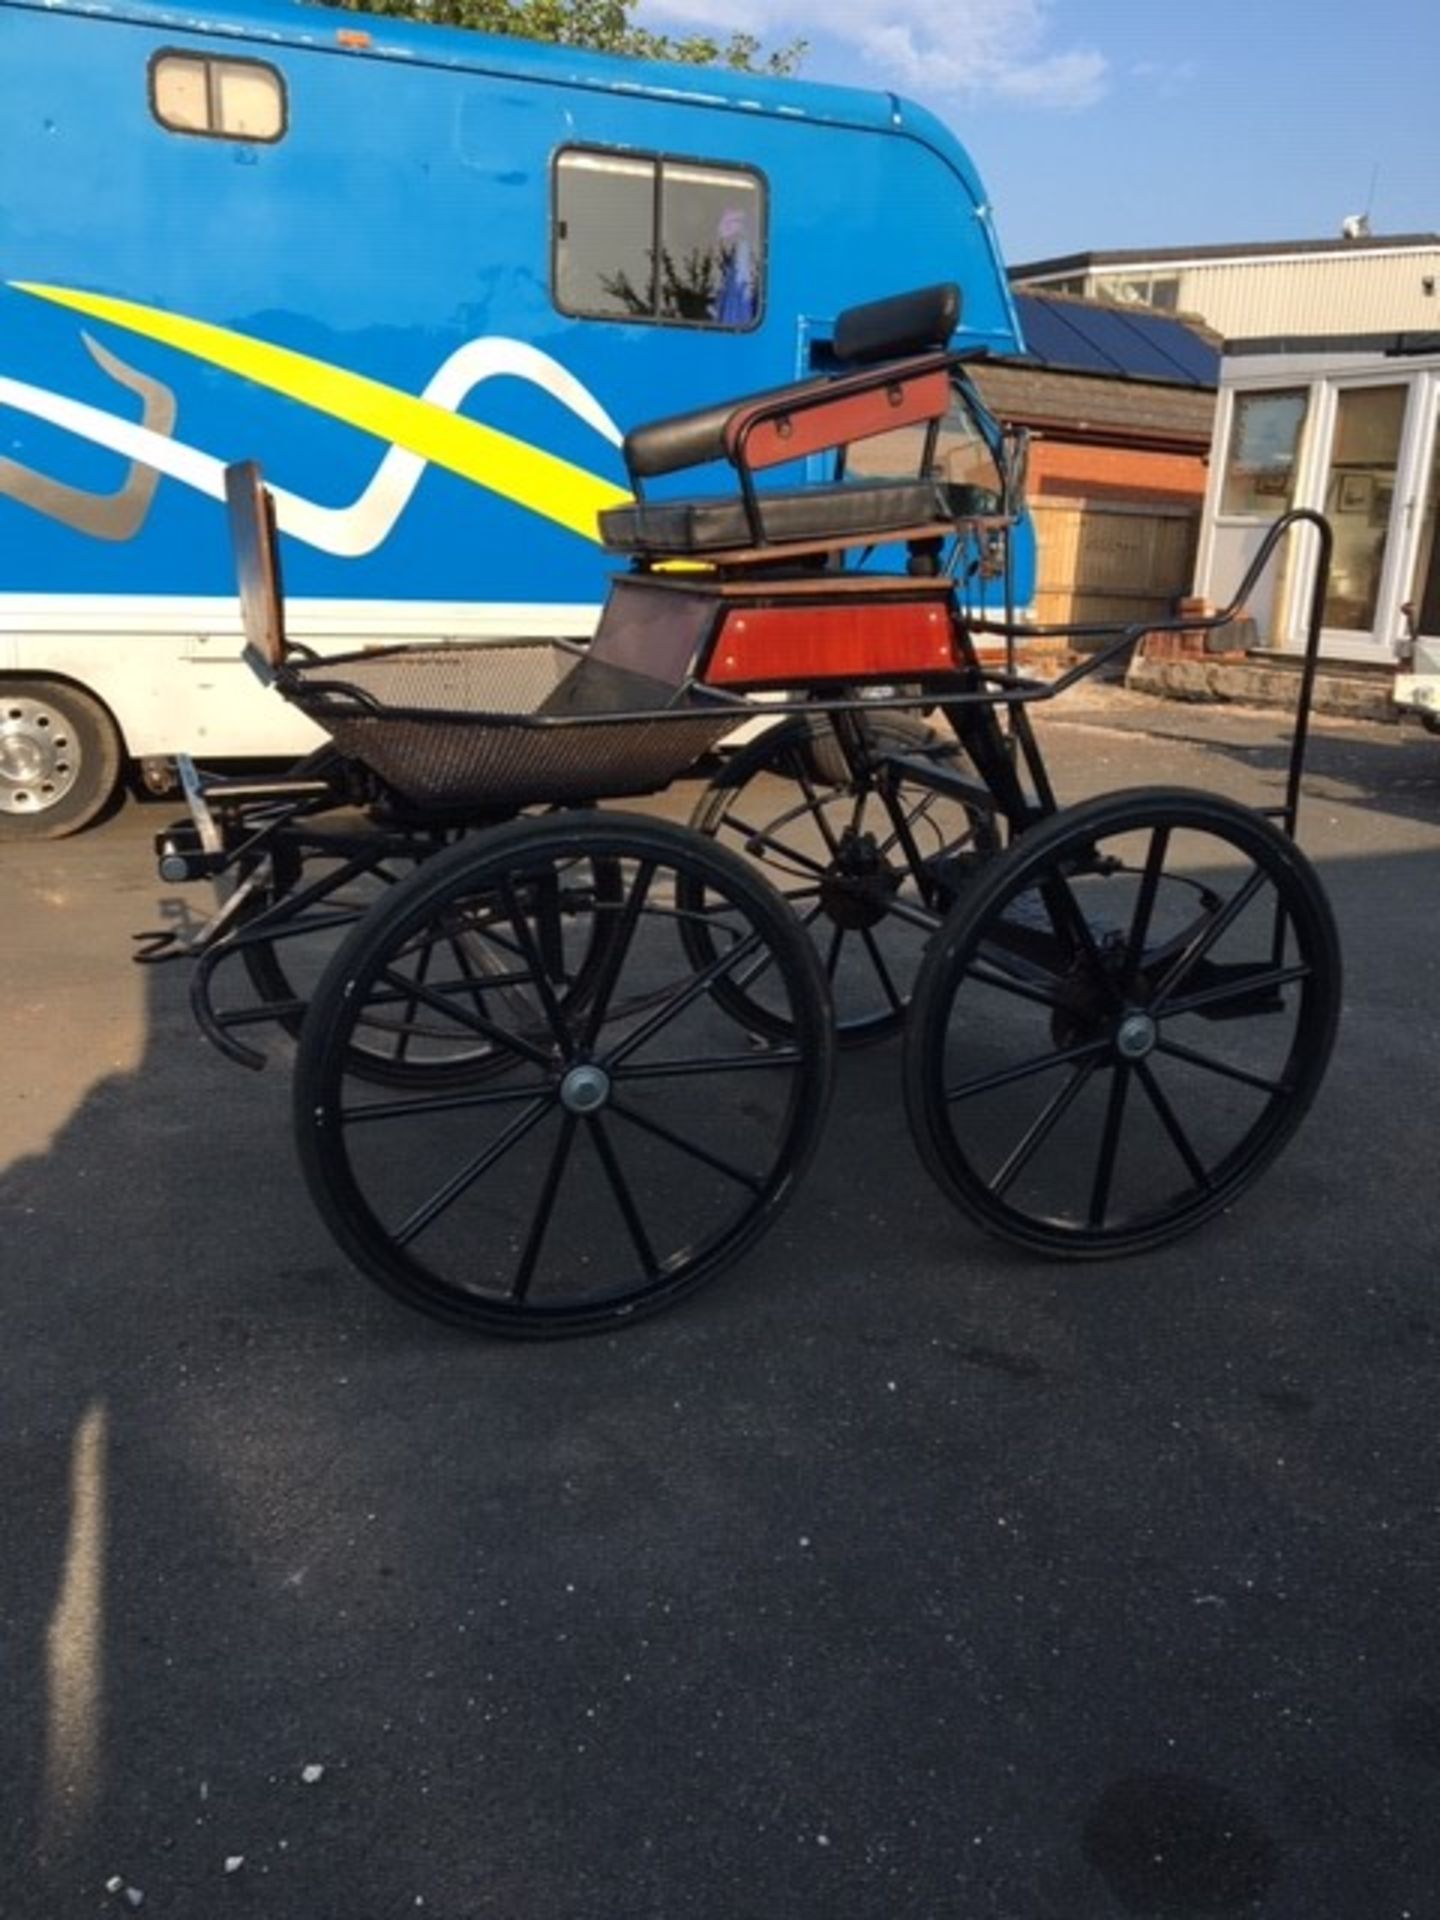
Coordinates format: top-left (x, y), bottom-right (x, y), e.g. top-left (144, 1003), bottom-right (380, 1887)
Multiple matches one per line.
top-left (1221, 389), bottom-right (1309, 516)
top-left (555, 153), bottom-right (657, 319)
top-left (1323, 384), bottom-right (1407, 631)
top-left (216, 61), bottom-right (284, 140)
top-left (658, 164), bottom-right (763, 327)
top-left (154, 56), bottom-right (211, 133)
top-left (847, 400), bottom-right (1002, 510)
top-left (1410, 430), bottom-right (1440, 636)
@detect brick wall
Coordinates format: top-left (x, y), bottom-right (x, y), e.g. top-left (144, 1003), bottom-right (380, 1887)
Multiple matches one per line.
top-left (1029, 441), bottom-right (1209, 505)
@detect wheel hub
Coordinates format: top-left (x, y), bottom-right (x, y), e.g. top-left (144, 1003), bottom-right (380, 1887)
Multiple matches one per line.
top-left (1114, 1011), bottom-right (1159, 1060)
top-left (559, 1062), bottom-right (611, 1114)
top-left (818, 829), bottom-right (900, 931)
top-left (0, 699), bottom-right (77, 815)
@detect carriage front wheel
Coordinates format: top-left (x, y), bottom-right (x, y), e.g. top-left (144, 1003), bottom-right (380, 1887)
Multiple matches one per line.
top-left (903, 788), bottom-right (1342, 1258)
top-left (294, 812), bottom-right (835, 1336)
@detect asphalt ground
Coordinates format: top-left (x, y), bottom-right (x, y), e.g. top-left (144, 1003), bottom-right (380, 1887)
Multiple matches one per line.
top-left (3, 691), bottom-right (1440, 1919)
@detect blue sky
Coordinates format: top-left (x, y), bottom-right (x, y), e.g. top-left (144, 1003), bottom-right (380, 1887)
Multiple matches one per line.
top-left (638, 0), bottom-right (1440, 263)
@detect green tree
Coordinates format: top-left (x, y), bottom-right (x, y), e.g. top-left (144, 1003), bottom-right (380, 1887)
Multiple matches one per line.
top-left (326, 0), bottom-right (805, 73)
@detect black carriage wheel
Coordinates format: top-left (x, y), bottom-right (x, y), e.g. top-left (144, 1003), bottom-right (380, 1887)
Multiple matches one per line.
top-left (903, 788), bottom-right (1341, 1258)
top-left (294, 812), bottom-right (835, 1336)
top-left (686, 711), bottom-right (996, 1046)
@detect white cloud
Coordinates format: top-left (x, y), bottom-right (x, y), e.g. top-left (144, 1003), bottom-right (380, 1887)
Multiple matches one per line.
top-left (639, 0), bottom-right (1108, 110)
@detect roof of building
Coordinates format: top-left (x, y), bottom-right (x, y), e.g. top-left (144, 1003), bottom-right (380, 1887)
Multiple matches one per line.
top-left (967, 293), bottom-right (1219, 450)
top-left (1011, 234), bottom-right (1440, 280)
top-left (970, 362), bottom-right (1216, 451)
top-left (1227, 330), bottom-right (1440, 358)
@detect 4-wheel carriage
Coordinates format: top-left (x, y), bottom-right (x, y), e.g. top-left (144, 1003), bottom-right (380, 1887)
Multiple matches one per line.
top-left (141, 284), bottom-right (1342, 1336)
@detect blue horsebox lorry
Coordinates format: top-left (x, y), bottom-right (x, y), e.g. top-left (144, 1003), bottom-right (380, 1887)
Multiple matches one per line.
top-left (0, 0), bottom-right (1028, 834)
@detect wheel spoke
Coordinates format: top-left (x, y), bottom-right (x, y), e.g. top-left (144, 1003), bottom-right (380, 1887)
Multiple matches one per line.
top-left (1088, 1062), bottom-right (1132, 1228)
top-left (579, 860), bottom-right (654, 1046)
top-left (1133, 1060), bottom-right (1212, 1190)
top-left (439, 926), bottom-right (523, 1042)
top-left (876, 785), bottom-right (946, 860)
top-left (587, 1115), bottom-right (660, 1277)
top-left (859, 926), bottom-right (904, 1012)
top-left (1159, 961), bottom-right (1312, 1020)
top-left (511, 1112), bottom-right (578, 1300)
top-left (1153, 1034), bottom-right (1290, 1095)
top-left (393, 1094), bottom-right (554, 1248)
top-left (946, 1034), bottom-right (1109, 1103)
top-left (377, 965), bottom-right (552, 1068)
top-left (1122, 826), bottom-right (1170, 988)
top-left (612, 1048), bottom-right (804, 1082)
top-left (990, 1057), bottom-right (1099, 1199)
top-left (602, 927), bottom-right (766, 1069)
top-left (342, 1080), bottom-right (552, 1125)
top-left (965, 957), bottom-right (1068, 1011)
top-left (391, 926), bottom-right (437, 1063)
top-left (715, 806), bottom-right (830, 879)
top-left (1041, 873), bottom-right (1123, 1010)
top-left (500, 875), bottom-right (573, 1055)
top-left (1151, 866), bottom-right (1270, 1007)
top-left (792, 759), bottom-right (845, 859)
top-left (823, 921), bottom-right (846, 982)
top-left (608, 1096), bottom-right (764, 1193)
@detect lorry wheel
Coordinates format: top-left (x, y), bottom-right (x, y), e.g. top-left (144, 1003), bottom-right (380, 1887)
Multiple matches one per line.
top-left (0, 680), bottom-right (124, 839)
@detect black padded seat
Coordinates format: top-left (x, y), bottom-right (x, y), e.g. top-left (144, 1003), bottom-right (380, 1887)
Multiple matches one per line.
top-left (599, 476), bottom-right (948, 558)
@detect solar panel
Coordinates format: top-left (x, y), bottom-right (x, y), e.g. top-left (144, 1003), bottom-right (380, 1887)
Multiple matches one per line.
top-left (1013, 296), bottom-right (1124, 375)
top-left (1012, 293), bottom-right (1218, 388)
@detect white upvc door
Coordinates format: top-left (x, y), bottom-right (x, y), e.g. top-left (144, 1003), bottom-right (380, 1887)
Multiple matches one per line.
top-left (1279, 373), bottom-right (1433, 663)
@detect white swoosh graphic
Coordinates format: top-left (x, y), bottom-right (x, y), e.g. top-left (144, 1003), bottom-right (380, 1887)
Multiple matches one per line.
top-left (0, 338), bottom-right (624, 556)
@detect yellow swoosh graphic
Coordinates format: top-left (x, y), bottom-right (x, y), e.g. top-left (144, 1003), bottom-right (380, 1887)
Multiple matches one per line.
top-left (13, 282), bottom-right (629, 541)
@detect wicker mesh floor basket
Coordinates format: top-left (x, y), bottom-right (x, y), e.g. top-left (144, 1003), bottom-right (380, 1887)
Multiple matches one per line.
top-left (279, 642), bottom-right (747, 809)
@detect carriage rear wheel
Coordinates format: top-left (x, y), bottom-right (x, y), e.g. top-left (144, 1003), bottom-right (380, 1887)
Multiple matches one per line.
top-left (903, 788), bottom-right (1341, 1257)
top-left (239, 826), bottom-right (622, 1085)
top-left (687, 711), bottom-right (996, 1045)
top-left (294, 812), bottom-right (835, 1335)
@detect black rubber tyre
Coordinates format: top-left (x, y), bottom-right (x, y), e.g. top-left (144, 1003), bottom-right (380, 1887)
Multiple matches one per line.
top-left (904, 788), bottom-right (1342, 1257)
top-left (0, 678), bottom-right (123, 839)
top-left (687, 710), bottom-right (996, 1044)
top-left (294, 812), bottom-right (835, 1336)
top-left (801, 699), bottom-right (927, 786)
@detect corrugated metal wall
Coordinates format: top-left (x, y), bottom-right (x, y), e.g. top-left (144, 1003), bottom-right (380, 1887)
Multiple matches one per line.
top-left (1172, 253), bottom-right (1440, 338)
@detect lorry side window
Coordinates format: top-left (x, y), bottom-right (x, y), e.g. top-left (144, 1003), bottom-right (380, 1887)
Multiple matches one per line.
top-left (554, 148), bottom-right (764, 330)
top-left (151, 52), bottom-right (287, 143)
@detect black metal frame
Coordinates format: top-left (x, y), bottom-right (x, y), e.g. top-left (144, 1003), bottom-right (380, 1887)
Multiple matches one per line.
top-left (142, 504), bottom-right (1331, 1085)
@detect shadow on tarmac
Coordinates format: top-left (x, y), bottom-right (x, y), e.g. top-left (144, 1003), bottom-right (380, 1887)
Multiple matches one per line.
top-left (4, 773), bottom-right (1440, 1919)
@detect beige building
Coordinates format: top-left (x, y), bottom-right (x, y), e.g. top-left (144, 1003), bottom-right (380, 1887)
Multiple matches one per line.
top-left (1010, 233), bottom-right (1440, 342)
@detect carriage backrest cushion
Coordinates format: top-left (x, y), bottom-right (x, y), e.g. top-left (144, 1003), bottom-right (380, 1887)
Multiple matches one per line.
top-left (623, 374), bottom-right (829, 482)
top-left (621, 284), bottom-right (964, 485)
top-left (832, 283), bottom-right (962, 365)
